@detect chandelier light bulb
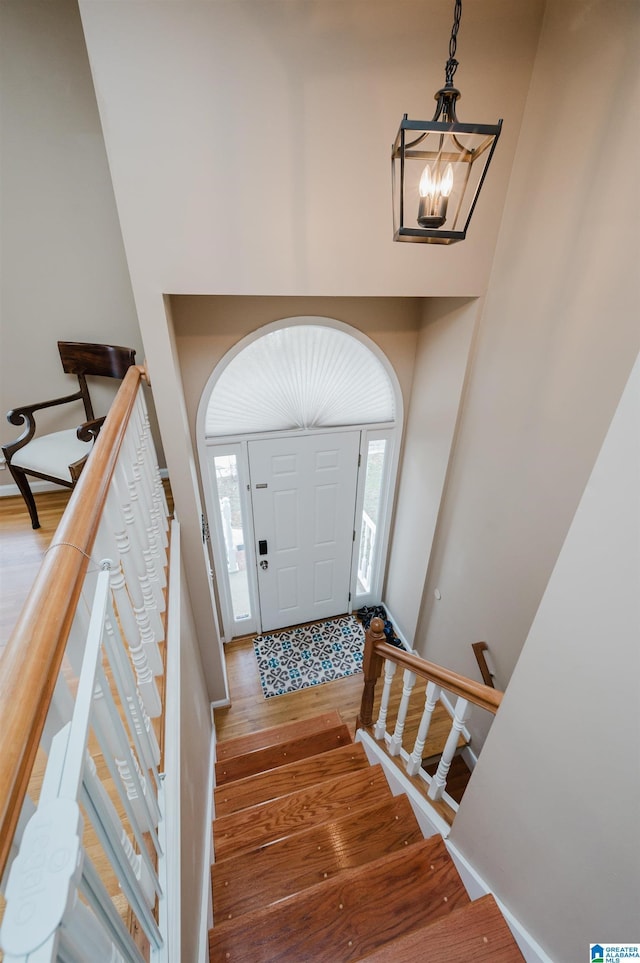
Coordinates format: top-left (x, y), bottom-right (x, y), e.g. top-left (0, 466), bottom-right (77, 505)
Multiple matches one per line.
top-left (440, 163), bottom-right (454, 197)
top-left (419, 164), bottom-right (436, 198)
top-left (417, 163), bottom-right (455, 228)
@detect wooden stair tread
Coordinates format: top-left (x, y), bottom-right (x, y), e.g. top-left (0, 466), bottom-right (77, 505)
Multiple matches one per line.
top-left (214, 763), bottom-right (391, 860)
top-left (216, 710), bottom-right (344, 762)
top-left (215, 722), bottom-right (352, 785)
top-left (209, 836), bottom-right (470, 963)
top-left (358, 893), bottom-right (525, 962)
top-left (212, 794), bottom-right (423, 919)
top-left (214, 742), bottom-right (369, 818)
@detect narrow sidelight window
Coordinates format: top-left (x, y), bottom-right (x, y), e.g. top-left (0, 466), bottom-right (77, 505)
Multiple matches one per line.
top-left (356, 439), bottom-right (387, 597)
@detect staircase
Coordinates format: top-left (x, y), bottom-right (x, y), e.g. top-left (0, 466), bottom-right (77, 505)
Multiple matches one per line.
top-left (209, 712), bottom-right (524, 962)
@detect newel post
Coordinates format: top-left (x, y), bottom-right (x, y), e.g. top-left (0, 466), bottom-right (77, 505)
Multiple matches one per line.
top-left (356, 616), bottom-right (386, 730)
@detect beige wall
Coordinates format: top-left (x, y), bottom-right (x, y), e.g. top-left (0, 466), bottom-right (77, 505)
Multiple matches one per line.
top-left (384, 298), bottom-right (480, 642)
top-left (178, 562), bottom-right (214, 963)
top-left (78, 1), bottom-right (543, 299)
top-left (412, 0), bottom-right (640, 700)
top-left (0, 0), bottom-right (142, 448)
top-left (452, 353), bottom-right (640, 963)
top-left (171, 295), bottom-right (422, 445)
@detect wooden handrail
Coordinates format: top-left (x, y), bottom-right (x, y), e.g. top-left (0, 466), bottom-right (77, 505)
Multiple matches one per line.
top-left (0, 365), bottom-right (147, 879)
top-left (472, 641), bottom-right (496, 688)
top-left (356, 617), bottom-right (502, 731)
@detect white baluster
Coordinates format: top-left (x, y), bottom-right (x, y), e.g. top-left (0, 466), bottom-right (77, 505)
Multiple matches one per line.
top-left (64, 603), bottom-right (92, 676)
top-left (428, 696), bottom-right (471, 801)
top-left (120, 828), bottom-right (157, 908)
top-left (133, 393), bottom-right (169, 544)
top-left (118, 453), bottom-right (166, 609)
top-left (406, 681), bottom-right (441, 776)
top-left (106, 488), bottom-right (164, 679)
top-left (1, 726), bottom-right (84, 963)
top-left (137, 389), bottom-right (170, 522)
top-left (111, 473), bottom-right (165, 645)
top-left (60, 898), bottom-right (126, 963)
top-left (92, 520), bottom-right (162, 719)
top-left (79, 854), bottom-right (150, 962)
top-left (104, 613), bottom-right (161, 769)
top-left (388, 668), bottom-right (417, 756)
top-left (41, 670), bottom-right (76, 752)
top-left (94, 662), bottom-right (163, 852)
top-left (120, 429), bottom-right (167, 600)
top-left (0, 795), bottom-right (35, 896)
top-left (374, 659), bottom-right (397, 740)
top-left (91, 681), bottom-right (161, 833)
top-left (106, 562), bottom-right (161, 717)
top-left (83, 755), bottom-right (159, 913)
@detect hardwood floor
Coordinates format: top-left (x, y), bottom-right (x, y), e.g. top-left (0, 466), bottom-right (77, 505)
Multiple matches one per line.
top-left (215, 634), bottom-right (368, 743)
top-left (0, 489), bottom-right (73, 652)
top-left (0, 482), bottom-right (173, 653)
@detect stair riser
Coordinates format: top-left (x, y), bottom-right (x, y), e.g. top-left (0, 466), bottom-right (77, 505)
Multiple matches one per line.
top-left (216, 711), bottom-right (344, 762)
top-left (215, 723), bottom-right (352, 785)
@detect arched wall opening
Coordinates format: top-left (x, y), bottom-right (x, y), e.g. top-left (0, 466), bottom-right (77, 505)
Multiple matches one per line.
top-left (196, 316), bottom-right (403, 639)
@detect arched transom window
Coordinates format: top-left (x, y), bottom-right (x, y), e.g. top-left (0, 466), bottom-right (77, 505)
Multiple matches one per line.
top-left (205, 324), bottom-right (396, 437)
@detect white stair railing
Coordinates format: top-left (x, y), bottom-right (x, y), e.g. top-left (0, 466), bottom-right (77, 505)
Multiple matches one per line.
top-left (405, 680), bottom-right (442, 777)
top-left (360, 617), bottom-right (502, 814)
top-left (388, 668), bottom-right (417, 756)
top-left (427, 697), bottom-right (471, 801)
top-left (0, 368), bottom-right (173, 963)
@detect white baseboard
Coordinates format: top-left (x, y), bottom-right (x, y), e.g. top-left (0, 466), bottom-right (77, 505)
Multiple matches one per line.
top-left (197, 728), bottom-right (216, 963)
top-left (210, 698), bottom-right (230, 726)
top-left (0, 477), bottom-right (67, 498)
top-left (378, 601), bottom-right (411, 651)
top-left (162, 518), bottom-right (182, 962)
top-left (445, 840), bottom-right (554, 963)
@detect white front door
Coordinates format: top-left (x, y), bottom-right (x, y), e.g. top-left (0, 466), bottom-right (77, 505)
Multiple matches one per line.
top-left (248, 431), bottom-right (360, 632)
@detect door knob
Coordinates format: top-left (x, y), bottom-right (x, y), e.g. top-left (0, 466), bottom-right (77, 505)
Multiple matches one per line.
top-left (260, 559), bottom-right (269, 570)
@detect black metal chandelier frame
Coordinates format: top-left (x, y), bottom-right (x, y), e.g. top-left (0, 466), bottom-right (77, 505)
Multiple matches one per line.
top-left (392, 0), bottom-right (503, 244)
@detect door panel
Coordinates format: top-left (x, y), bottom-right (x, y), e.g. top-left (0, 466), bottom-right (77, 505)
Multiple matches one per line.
top-left (276, 566), bottom-right (298, 611)
top-left (314, 559), bottom-right (334, 602)
top-left (249, 432), bottom-right (360, 632)
top-left (274, 489), bottom-right (298, 549)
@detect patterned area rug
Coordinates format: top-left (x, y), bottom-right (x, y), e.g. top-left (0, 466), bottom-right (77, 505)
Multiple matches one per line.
top-left (253, 615), bottom-right (365, 699)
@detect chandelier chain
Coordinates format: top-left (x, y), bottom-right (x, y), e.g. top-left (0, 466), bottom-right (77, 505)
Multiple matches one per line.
top-left (445, 0), bottom-right (462, 86)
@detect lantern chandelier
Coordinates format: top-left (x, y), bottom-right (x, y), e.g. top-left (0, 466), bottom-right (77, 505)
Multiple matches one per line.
top-left (392, 0), bottom-right (503, 244)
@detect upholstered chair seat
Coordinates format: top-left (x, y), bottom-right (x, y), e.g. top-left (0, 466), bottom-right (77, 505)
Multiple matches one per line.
top-left (9, 429), bottom-right (93, 481)
top-left (2, 341), bottom-right (137, 528)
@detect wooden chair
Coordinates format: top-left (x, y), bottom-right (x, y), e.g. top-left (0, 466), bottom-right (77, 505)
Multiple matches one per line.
top-left (2, 341), bottom-right (137, 529)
